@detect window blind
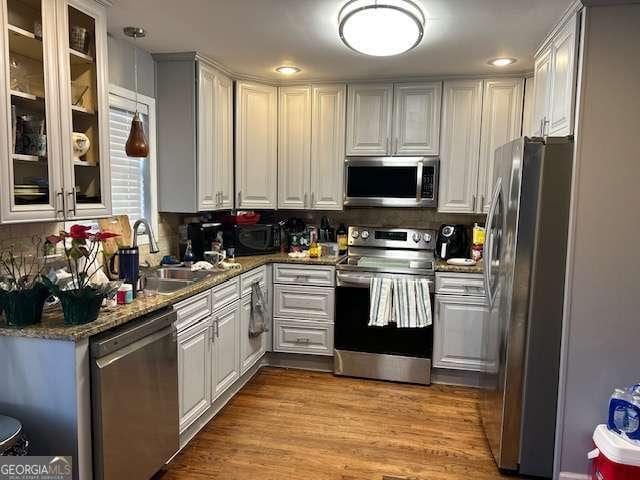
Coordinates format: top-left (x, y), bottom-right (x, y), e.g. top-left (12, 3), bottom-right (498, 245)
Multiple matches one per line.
top-left (108, 107), bottom-right (149, 224)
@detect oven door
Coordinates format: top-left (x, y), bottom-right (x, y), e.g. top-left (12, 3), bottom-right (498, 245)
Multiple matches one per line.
top-left (334, 271), bottom-right (434, 358)
top-left (344, 157), bottom-right (438, 207)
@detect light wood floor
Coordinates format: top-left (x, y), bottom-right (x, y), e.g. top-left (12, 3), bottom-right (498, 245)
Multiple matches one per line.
top-left (159, 367), bottom-right (514, 480)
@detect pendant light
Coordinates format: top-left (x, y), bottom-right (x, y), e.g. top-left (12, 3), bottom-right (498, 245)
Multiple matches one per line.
top-left (124, 26), bottom-right (149, 157)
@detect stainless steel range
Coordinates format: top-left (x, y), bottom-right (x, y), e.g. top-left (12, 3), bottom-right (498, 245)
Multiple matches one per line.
top-left (334, 226), bottom-right (436, 385)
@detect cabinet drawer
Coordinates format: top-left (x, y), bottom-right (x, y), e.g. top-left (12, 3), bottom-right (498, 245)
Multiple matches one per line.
top-left (274, 264), bottom-right (335, 287)
top-left (240, 266), bottom-right (266, 297)
top-left (273, 284), bottom-right (334, 322)
top-left (174, 290), bottom-right (212, 332)
top-left (435, 272), bottom-right (485, 297)
top-left (273, 319), bottom-right (334, 356)
top-left (211, 277), bottom-right (240, 311)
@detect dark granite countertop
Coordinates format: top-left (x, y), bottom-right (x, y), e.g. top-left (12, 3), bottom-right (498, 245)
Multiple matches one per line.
top-left (0, 254), bottom-right (342, 342)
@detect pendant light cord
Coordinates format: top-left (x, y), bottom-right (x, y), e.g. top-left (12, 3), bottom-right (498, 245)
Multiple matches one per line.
top-left (133, 36), bottom-right (139, 114)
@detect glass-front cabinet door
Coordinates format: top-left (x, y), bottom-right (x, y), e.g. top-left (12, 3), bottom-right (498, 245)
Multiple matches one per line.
top-left (56, 0), bottom-right (110, 220)
top-left (0, 0), bottom-right (63, 222)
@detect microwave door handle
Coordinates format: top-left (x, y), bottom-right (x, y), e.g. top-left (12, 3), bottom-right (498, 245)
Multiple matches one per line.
top-left (416, 160), bottom-right (424, 202)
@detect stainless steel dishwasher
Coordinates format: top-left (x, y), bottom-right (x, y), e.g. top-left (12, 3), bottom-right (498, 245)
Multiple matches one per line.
top-left (91, 307), bottom-right (179, 480)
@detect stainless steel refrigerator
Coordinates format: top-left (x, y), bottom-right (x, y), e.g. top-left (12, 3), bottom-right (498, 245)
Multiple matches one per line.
top-left (479, 136), bottom-right (573, 478)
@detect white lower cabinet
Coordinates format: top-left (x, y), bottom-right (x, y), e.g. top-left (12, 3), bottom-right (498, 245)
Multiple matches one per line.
top-left (433, 292), bottom-right (494, 372)
top-left (211, 300), bottom-right (241, 400)
top-left (239, 293), bottom-right (267, 374)
top-left (177, 320), bottom-right (211, 433)
top-left (272, 264), bottom-right (335, 356)
top-left (273, 284), bottom-right (335, 322)
top-left (273, 319), bottom-right (334, 356)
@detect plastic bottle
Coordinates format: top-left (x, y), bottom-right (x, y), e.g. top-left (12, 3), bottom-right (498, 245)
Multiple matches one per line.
top-left (337, 223), bottom-right (348, 255)
top-left (183, 240), bottom-right (195, 268)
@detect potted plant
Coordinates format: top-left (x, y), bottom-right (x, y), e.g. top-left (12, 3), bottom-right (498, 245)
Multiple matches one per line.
top-left (44, 225), bottom-right (118, 326)
top-left (0, 238), bottom-right (50, 327)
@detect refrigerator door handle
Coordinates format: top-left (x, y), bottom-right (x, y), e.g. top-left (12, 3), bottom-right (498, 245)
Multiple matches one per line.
top-left (484, 177), bottom-right (502, 308)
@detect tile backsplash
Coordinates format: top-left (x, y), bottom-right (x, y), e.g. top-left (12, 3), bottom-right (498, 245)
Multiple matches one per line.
top-left (0, 213), bottom-right (181, 266)
top-left (0, 208), bottom-right (483, 265)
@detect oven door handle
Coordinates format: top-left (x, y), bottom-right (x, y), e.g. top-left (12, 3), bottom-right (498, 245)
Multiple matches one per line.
top-left (336, 271), bottom-right (435, 290)
top-left (336, 272), bottom-right (373, 288)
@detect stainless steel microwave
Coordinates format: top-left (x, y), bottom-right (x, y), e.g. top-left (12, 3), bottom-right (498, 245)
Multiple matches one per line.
top-left (344, 157), bottom-right (439, 208)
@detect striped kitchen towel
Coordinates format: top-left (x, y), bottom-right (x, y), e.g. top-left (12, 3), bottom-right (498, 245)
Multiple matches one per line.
top-left (368, 277), bottom-right (394, 326)
top-left (392, 278), bottom-right (432, 328)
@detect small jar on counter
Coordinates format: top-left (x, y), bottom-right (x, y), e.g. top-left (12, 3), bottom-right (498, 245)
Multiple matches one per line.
top-left (117, 284), bottom-right (134, 305)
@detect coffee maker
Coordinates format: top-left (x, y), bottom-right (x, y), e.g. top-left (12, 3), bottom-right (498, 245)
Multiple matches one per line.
top-left (435, 224), bottom-right (470, 260)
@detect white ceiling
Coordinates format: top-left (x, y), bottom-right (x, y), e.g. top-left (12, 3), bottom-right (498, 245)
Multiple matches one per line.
top-left (107, 0), bottom-right (572, 82)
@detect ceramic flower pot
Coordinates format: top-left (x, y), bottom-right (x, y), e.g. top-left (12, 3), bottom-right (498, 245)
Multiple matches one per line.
top-left (1, 283), bottom-right (48, 327)
top-left (58, 287), bottom-right (105, 326)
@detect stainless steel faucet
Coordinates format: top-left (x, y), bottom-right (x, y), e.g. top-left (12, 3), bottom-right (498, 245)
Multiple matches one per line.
top-left (132, 218), bottom-right (160, 253)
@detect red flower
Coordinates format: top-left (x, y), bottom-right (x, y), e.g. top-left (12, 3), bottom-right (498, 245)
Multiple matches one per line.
top-left (46, 232), bottom-right (68, 245)
top-left (69, 224), bottom-right (92, 239)
top-left (94, 231), bottom-right (119, 241)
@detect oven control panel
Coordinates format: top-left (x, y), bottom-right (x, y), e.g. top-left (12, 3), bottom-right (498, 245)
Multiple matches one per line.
top-left (348, 226), bottom-right (436, 250)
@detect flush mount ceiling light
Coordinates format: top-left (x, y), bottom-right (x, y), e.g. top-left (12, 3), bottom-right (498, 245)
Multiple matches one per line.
top-left (338, 0), bottom-right (425, 56)
top-left (276, 66), bottom-right (301, 75)
top-left (488, 57), bottom-right (517, 67)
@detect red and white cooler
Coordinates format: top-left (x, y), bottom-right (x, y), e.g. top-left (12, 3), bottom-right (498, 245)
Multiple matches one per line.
top-left (588, 424), bottom-right (640, 480)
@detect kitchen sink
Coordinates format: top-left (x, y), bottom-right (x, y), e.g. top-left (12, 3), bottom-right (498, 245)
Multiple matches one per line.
top-left (143, 268), bottom-right (213, 295)
top-left (144, 277), bottom-right (193, 295)
top-left (149, 267), bottom-right (211, 282)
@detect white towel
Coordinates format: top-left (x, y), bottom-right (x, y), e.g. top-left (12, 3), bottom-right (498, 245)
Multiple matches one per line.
top-left (369, 277), bottom-right (432, 328)
top-left (368, 277), bottom-right (394, 327)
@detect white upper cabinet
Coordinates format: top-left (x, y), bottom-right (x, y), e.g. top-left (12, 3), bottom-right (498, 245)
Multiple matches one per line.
top-left (197, 64), bottom-right (233, 211)
top-left (277, 83), bottom-right (345, 211)
top-left (346, 83), bottom-right (393, 155)
top-left (438, 80), bottom-right (483, 213)
top-left (477, 78), bottom-right (524, 213)
top-left (156, 56), bottom-right (233, 213)
top-left (215, 73), bottom-right (234, 209)
top-left (532, 47), bottom-right (552, 137)
top-left (310, 84), bottom-right (345, 210)
top-left (522, 75), bottom-right (535, 137)
top-left (196, 64), bottom-right (217, 211)
top-left (392, 82), bottom-right (441, 155)
top-left (346, 82), bottom-right (442, 156)
top-left (548, 17), bottom-right (578, 136)
top-left (0, 0), bottom-right (110, 223)
top-left (57, 0), bottom-right (111, 221)
top-left (278, 86), bottom-right (311, 210)
top-left (235, 81), bottom-right (278, 209)
top-left (532, 12), bottom-right (579, 136)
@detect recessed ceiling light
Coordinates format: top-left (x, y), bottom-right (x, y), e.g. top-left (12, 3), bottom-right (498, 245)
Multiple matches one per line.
top-left (338, 0), bottom-right (425, 57)
top-left (488, 57), bottom-right (517, 67)
top-left (276, 66), bottom-right (301, 75)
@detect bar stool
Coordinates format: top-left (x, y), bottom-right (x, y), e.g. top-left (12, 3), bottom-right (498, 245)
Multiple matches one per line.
top-left (0, 415), bottom-right (29, 456)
